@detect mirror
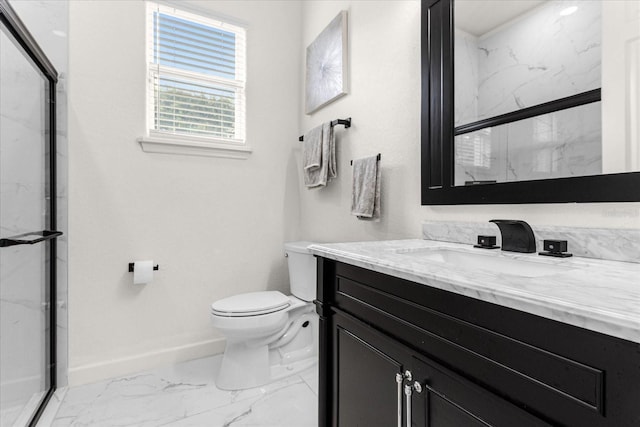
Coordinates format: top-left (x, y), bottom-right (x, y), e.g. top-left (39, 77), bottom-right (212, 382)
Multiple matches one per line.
top-left (421, 0), bottom-right (640, 204)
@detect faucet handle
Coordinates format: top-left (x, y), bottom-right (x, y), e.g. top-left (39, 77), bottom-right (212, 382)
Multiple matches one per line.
top-left (474, 235), bottom-right (499, 249)
top-left (539, 239), bottom-right (573, 258)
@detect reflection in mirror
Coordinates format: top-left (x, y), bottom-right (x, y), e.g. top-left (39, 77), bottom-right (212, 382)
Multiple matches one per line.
top-left (452, 0), bottom-right (639, 186)
top-left (455, 103), bottom-right (601, 184)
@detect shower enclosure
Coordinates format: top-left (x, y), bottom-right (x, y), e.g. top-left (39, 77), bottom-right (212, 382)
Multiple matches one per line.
top-left (0, 1), bottom-right (61, 425)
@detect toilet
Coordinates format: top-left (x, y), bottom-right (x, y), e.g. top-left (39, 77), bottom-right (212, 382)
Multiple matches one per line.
top-left (210, 241), bottom-right (318, 390)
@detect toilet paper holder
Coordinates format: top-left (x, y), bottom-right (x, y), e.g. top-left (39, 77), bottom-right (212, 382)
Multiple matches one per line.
top-left (128, 263), bottom-right (159, 272)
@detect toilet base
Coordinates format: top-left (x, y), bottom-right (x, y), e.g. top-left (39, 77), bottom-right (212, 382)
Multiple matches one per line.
top-left (214, 311), bottom-right (318, 390)
top-left (215, 340), bottom-right (270, 390)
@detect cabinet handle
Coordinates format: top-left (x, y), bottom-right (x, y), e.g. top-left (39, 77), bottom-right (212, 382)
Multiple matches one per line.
top-left (396, 373), bottom-right (403, 427)
top-left (404, 384), bottom-right (413, 427)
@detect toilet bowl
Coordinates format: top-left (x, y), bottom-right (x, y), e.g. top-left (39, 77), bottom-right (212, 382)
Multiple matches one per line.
top-left (210, 242), bottom-right (318, 390)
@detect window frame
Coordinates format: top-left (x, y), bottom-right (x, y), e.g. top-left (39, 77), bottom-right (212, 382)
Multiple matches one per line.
top-left (138, 2), bottom-right (250, 158)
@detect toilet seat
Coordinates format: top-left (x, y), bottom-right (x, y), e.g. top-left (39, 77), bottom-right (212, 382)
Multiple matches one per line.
top-left (211, 291), bottom-right (290, 317)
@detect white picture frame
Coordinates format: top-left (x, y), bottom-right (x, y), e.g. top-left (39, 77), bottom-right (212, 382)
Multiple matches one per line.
top-left (305, 10), bottom-right (348, 115)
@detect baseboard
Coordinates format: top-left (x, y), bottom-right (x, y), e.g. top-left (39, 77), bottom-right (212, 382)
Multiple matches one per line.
top-left (0, 374), bottom-right (42, 406)
top-left (68, 338), bottom-right (226, 386)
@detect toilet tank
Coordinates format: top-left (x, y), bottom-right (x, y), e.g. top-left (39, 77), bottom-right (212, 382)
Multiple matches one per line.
top-left (284, 241), bottom-right (317, 302)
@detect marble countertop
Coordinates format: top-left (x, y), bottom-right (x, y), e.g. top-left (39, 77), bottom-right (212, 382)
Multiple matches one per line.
top-left (309, 239), bottom-right (640, 344)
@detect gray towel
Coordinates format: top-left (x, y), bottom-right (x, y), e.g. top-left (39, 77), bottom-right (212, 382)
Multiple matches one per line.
top-left (351, 155), bottom-right (381, 220)
top-left (302, 125), bottom-right (323, 170)
top-left (303, 122), bottom-right (337, 188)
top-left (326, 122), bottom-right (337, 181)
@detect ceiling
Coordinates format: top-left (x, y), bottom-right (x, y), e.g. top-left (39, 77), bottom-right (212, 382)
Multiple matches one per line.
top-left (455, 0), bottom-right (547, 37)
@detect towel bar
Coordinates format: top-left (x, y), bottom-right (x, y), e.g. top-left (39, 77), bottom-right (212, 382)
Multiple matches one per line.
top-left (350, 153), bottom-right (381, 165)
top-left (299, 118), bottom-right (351, 141)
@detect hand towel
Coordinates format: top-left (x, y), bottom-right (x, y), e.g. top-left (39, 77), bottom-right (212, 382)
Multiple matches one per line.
top-left (304, 122), bottom-right (337, 188)
top-left (351, 155), bottom-right (381, 221)
top-left (302, 125), bottom-right (323, 170)
top-left (325, 122), bottom-right (337, 181)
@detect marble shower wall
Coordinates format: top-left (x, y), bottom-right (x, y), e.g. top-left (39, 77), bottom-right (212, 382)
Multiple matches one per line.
top-left (4, 0), bottom-right (69, 391)
top-left (454, 102), bottom-right (602, 184)
top-left (454, 28), bottom-right (479, 129)
top-left (454, 0), bottom-right (603, 184)
top-left (456, 0), bottom-right (601, 124)
top-left (0, 25), bottom-right (49, 414)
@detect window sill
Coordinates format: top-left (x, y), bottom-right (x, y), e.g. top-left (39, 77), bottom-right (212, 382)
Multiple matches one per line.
top-left (137, 134), bottom-right (252, 159)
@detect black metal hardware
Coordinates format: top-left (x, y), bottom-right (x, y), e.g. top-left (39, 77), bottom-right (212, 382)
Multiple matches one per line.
top-left (0, 230), bottom-right (63, 248)
top-left (128, 263), bottom-right (160, 272)
top-left (489, 219), bottom-right (536, 253)
top-left (474, 235), bottom-right (499, 249)
top-left (454, 90), bottom-right (601, 136)
top-left (350, 153), bottom-right (381, 165)
top-left (539, 239), bottom-right (573, 258)
top-left (299, 117), bottom-right (352, 141)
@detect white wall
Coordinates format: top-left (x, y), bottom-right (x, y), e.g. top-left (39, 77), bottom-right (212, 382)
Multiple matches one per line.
top-left (298, 0), bottom-right (424, 242)
top-left (297, 0), bottom-right (640, 246)
top-left (68, 0), bottom-right (302, 385)
top-left (66, 0), bottom-right (640, 386)
top-left (602, 0), bottom-right (640, 173)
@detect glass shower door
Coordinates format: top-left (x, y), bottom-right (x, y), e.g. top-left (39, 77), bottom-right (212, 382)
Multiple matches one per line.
top-left (0, 9), bottom-right (57, 426)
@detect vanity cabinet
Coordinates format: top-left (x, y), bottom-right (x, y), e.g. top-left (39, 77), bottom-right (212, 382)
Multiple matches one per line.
top-left (333, 310), bottom-right (548, 426)
top-left (315, 258), bottom-right (640, 427)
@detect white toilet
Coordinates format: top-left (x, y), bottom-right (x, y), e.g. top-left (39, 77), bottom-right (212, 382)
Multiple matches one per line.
top-left (210, 241), bottom-right (318, 390)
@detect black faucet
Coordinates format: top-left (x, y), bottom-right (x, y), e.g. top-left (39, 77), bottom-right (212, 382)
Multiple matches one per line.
top-left (489, 220), bottom-right (536, 253)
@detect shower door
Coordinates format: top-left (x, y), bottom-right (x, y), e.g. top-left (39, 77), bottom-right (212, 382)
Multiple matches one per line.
top-left (0, 1), bottom-right (60, 426)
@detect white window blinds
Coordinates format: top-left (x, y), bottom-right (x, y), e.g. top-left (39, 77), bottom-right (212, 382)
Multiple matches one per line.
top-left (147, 3), bottom-right (246, 144)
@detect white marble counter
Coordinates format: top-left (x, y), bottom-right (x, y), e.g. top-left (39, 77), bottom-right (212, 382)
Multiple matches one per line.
top-left (309, 240), bottom-right (640, 344)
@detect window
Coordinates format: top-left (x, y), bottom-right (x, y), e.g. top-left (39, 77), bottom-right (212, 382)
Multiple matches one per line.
top-left (140, 2), bottom-right (249, 158)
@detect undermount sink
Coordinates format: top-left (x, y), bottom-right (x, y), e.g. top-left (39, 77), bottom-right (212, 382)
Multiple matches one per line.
top-left (399, 248), bottom-right (575, 278)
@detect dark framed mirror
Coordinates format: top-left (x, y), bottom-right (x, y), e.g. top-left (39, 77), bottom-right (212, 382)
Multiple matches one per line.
top-left (421, 0), bottom-right (640, 205)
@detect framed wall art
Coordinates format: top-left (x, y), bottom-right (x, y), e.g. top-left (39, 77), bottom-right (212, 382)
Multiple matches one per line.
top-left (305, 10), bottom-right (348, 115)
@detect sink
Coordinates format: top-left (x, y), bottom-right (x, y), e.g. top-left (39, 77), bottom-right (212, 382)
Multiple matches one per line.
top-left (398, 248), bottom-right (575, 278)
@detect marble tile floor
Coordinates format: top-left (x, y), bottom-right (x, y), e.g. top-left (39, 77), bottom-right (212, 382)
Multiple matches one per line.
top-left (39, 355), bottom-right (318, 427)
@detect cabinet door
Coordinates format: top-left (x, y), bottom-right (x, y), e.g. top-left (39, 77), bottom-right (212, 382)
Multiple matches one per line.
top-left (410, 356), bottom-right (550, 427)
top-left (331, 311), bottom-right (548, 427)
top-left (334, 315), bottom-right (405, 427)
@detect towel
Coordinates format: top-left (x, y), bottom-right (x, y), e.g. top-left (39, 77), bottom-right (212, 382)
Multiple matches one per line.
top-left (326, 122), bottom-right (337, 181)
top-left (303, 122), bottom-right (337, 188)
top-left (351, 155), bottom-right (381, 221)
top-left (302, 125), bottom-right (323, 170)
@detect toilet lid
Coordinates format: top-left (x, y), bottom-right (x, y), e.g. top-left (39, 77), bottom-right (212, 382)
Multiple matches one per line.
top-left (211, 291), bottom-right (290, 317)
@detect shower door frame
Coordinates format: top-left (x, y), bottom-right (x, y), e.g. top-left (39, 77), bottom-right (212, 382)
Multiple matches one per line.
top-left (0, 0), bottom-right (59, 425)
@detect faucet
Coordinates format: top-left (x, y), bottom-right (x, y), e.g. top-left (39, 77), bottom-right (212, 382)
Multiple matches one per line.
top-left (489, 220), bottom-right (536, 253)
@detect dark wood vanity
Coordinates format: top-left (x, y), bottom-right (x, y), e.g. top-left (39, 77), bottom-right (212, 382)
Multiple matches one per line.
top-left (315, 257), bottom-right (640, 426)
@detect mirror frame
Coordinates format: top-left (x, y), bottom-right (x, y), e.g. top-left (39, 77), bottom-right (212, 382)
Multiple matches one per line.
top-left (420, 0), bottom-right (640, 205)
